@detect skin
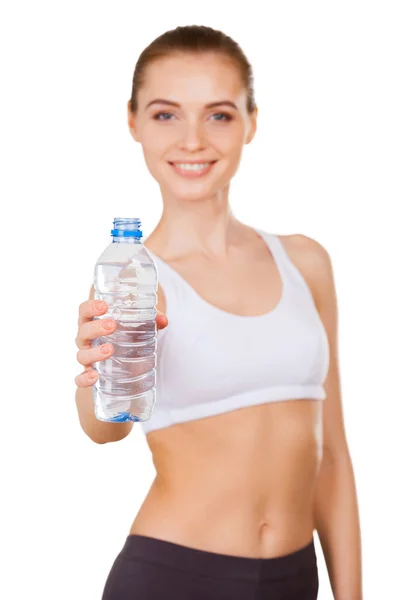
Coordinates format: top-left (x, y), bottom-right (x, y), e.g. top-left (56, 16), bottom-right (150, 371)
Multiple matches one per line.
top-left (76, 52), bottom-right (362, 591)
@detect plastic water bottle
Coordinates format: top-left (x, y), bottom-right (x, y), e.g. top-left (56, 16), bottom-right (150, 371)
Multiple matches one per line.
top-left (91, 218), bottom-right (158, 423)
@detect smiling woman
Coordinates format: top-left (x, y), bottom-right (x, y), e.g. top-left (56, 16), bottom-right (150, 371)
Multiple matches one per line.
top-left (77, 24), bottom-right (364, 600)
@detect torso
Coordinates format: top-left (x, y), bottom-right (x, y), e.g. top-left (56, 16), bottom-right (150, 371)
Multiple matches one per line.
top-left (129, 228), bottom-right (324, 558)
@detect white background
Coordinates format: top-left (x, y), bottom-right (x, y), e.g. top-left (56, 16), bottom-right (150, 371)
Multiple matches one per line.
top-left (1, 1), bottom-right (398, 598)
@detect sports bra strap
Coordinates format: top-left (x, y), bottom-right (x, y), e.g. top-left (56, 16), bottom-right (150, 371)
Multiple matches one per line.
top-left (145, 247), bottom-right (180, 327)
top-left (257, 230), bottom-right (316, 303)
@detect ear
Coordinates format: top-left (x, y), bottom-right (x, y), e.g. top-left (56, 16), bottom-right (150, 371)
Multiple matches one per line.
top-left (245, 106), bottom-right (258, 144)
top-left (127, 100), bottom-right (139, 141)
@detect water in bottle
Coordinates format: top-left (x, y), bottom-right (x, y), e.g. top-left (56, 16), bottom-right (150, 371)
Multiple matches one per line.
top-left (91, 217), bottom-right (158, 422)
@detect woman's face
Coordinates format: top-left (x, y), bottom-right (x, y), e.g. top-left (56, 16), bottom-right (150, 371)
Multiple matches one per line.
top-left (128, 53), bottom-right (257, 202)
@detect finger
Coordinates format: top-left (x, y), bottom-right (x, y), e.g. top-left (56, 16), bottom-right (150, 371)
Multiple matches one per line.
top-left (156, 312), bottom-right (168, 330)
top-left (76, 318), bottom-right (117, 350)
top-left (75, 368), bottom-right (98, 388)
top-left (76, 343), bottom-right (114, 368)
top-left (78, 299), bottom-right (108, 327)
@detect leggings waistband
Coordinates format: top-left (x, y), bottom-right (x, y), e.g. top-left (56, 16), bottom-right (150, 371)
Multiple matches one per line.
top-left (118, 534), bottom-right (317, 582)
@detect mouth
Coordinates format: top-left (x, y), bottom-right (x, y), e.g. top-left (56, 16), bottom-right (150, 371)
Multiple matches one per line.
top-left (168, 160), bottom-right (218, 178)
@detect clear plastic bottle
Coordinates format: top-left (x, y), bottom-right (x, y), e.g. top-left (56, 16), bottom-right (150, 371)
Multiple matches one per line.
top-left (91, 217), bottom-right (158, 423)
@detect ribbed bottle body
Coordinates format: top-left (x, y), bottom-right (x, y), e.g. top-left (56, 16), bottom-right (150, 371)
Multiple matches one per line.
top-left (92, 218), bottom-right (158, 422)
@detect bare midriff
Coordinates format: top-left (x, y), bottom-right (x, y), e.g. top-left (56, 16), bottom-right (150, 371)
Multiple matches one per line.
top-left (129, 398), bottom-right (324, 559)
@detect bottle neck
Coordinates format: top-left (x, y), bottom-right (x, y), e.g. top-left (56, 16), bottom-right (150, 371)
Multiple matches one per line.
top-left (111, 236), bottom-right (142, 244)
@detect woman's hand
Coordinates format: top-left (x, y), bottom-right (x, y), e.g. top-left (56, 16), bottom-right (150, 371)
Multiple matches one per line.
top-left (74, 299), bottom-right (168, 388)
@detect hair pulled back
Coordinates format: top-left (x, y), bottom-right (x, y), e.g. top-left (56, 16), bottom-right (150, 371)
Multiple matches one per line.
top-left (129, 25), bottom-right (256, 115)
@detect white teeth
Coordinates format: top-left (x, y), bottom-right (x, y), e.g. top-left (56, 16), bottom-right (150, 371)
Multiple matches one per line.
top-left (174, 162), bottom-right (211, 171)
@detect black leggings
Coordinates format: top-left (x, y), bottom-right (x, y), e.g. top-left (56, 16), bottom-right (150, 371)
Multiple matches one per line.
top-left (101, 534), bottom-right (319, 599)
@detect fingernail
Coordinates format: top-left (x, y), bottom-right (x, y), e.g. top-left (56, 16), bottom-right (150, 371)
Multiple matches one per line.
top-left (103, 320), bottom-right (114, 329)
top-left (100, 344), bottom-right (110, 354)
top-left (96, 301), bottom-right (105, 311)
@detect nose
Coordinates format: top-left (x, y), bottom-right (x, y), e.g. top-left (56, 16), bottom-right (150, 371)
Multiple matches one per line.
top-left (178, 119), bottom-right (206, 152)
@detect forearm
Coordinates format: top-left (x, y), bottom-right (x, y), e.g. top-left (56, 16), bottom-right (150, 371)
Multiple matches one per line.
top-left (313, 447), bottom-right (363, 599)
top-left (75, 385), bottom-right (133, 444)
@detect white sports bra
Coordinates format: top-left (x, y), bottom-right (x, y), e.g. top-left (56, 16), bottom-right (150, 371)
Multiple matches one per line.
top-left (141, 228), bottom-right (330, 435)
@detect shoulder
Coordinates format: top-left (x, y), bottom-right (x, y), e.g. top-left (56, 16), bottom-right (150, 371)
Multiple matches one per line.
top-left (279, 232), bottom-right (331, 266)
top-left (278, 233), bottom-right (334, 310)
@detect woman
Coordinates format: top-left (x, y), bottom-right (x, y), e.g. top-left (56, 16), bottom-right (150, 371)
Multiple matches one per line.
top-left (75, 25), bottom-right (362, 599)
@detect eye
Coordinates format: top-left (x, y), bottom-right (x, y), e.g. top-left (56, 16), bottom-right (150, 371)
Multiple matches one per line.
top-left (153, 112), bottom-right (174, 121)
top-left (153, 111), bottom-right (233, 122)
top-left (210, 112), bottom-right (233, 122)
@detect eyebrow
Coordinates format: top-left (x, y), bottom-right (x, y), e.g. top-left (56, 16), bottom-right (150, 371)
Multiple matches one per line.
top-left (145, 99), bottom-right (238, 111)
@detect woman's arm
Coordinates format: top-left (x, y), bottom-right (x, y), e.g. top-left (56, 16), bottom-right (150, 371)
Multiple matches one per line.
top-left (305, 237), bottom-right (363, 599)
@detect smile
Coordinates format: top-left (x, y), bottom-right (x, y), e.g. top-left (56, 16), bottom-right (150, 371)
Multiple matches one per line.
top-left (168, 161), bottom-right (217, 178)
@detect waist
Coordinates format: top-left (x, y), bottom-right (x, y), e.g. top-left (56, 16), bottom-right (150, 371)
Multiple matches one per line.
top-left (131, 401), bottom-right (323, 557)
top-left (130, 481), bottom-right (316, 557)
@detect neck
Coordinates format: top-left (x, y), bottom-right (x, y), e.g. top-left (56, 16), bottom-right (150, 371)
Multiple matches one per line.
top-left (150, 185), bottom-right (243, 260)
